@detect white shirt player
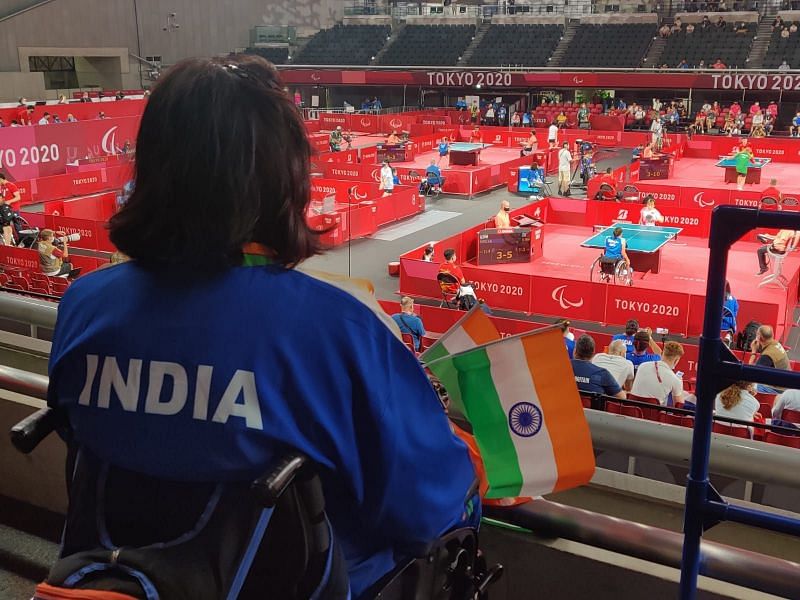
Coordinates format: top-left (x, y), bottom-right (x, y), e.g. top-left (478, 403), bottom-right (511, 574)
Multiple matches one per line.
top-left (639, 206), bottom-right (663, 226)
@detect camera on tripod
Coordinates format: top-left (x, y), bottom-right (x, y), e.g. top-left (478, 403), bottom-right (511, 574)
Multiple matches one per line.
top-left (575, 139), bottom-right (594, 156)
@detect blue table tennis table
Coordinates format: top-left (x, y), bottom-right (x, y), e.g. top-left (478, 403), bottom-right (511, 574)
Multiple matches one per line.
top-left (581, 223), bottom-right (682, 274)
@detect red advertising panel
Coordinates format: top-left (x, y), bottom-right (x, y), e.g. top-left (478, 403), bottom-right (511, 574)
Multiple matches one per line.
top-left (318, 112), bottom-right (349, 130)
top-left (322, 149), bottom-right (359, 165)
top-left (462, 266), bottom-right (533, 313)
top-left (358, 145), bottom-right (378, 165)
top-left (351, 113), bottom-right (379, 133)
top-left (399, 257), bottom-right (443, 301)
top-left (0, 245), bottom-right (39, 271)
top-left (379, 114), bottom-right (416, 134)
top-left (605, 286), bottom-right (690, 334)
top-left (529, 276), bottom-right (606, 324)
top-left (44, 215), bottom-right (100, 251)
top-left (589, 200), bottom-right (711, 237)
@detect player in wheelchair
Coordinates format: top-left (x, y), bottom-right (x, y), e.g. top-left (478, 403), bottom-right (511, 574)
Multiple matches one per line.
top-left (592, 226), bottom-right (633, 286)
top-left (17, 55), bottom-right (501, 600)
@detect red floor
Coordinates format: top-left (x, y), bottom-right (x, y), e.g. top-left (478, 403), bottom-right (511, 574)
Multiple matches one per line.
top-left (662, 157), bottom-right (800, 195)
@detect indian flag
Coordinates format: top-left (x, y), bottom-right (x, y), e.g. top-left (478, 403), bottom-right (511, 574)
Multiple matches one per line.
top-left (433, 326), bottom-right (595, 499)
top-left (421, 306), bottom-right (500, 418)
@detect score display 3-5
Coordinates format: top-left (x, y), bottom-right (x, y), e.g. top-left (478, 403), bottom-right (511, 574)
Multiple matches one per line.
top-left (477, 228), bottom-right (532, 266)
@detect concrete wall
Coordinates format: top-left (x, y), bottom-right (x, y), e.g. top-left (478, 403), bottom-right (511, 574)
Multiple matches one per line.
top-left (0, 71), bottom-right (46, 103)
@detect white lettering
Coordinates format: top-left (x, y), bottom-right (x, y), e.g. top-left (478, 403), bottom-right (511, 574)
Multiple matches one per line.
top-left (78, 354), bottom-right (99, 406)
top-left (98, 357), bottom-right (142, 411)
top-left (144, 361), bottom-right (188, 416)
top-left (212, 369), bottom-right (262, 430)
top-left (193, 364), bottom-right (213, 421)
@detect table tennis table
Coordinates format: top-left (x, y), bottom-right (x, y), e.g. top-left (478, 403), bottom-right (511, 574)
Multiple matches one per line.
top-left (448, 142), bottom-right (489, 166)
top-left (715, 156), bottom-right (771, 184)
top-left (581, 223), bottom-right (682, 275)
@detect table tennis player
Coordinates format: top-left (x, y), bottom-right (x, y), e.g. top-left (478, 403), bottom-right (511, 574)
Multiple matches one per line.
top-left (639, 196), bottom-right (665, 227)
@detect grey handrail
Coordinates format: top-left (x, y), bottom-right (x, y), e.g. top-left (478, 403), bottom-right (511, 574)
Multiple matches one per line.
top-left (0, 292), bottom-right (57, 328)
top-left (485, 500), bottom-right (800, 599)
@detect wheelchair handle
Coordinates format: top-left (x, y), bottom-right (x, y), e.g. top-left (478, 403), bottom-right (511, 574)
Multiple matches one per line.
top-left (251, 453), bottom-right (308, 508)
top-left (10, 407), bottom-right (65, 454)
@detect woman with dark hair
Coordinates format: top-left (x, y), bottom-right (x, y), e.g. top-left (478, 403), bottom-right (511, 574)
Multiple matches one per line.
top-left (47, 55), bottom-right (478, 597)
top-left (556, 317), bottom-right (575, 358)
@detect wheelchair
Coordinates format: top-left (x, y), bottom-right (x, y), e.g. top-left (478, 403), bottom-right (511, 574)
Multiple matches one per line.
top-left (591, 254), bottom-right (633, 286)
top-left (11, 408), bottom-right (501, 600)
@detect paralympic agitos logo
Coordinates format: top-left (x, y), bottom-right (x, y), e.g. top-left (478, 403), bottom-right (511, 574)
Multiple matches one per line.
top-left (551, 285), bottom-right (584, 310)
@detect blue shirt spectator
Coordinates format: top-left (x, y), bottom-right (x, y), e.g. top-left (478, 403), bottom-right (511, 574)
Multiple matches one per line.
top-left (426, 163), bottom-right (442, 180)
top-left (722, 283), bottom-right (739, 333)
top-left (522, 112), bottom-right (531, 126)
top-left (392, 296), bottom-right (426, 351)
top-left (611, 319), bottom-right (639, 353)
top-left (570, 334), bottom-right (624, 397)
top-left (626, 329), bottom-right (662, 371)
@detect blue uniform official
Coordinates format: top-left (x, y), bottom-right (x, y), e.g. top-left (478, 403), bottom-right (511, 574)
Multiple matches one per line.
top-left (48, 262), bottom-right (479, 597)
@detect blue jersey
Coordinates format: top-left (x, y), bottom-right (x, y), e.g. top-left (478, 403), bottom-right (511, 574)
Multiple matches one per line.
top-left (611, 333), bottom-right (635, 352)
top-left (794, 116), bottom-right (800, 127)
top-left (392, 312), bottom-right (425, 350)
top-left (438, 142), bottom-right (449, 156)
top-left (48, 262), bottom-right (478, 596)
top-left (627, 351), bottom-right (661, 370)
top-left (604, 236), bottom-right (623, 260)
top-left (722, 294), bottom-right (739, 332)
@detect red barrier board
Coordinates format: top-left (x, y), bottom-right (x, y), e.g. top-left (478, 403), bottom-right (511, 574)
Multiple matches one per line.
top-left (318, 113), bottom-right (349, 130)
top-left (605, 286), bottom-right (690, 335)
top-left (0, 245), bottom-right (39, 271)
top-left (0, 116), bottom-right (140, 181)
top-left (352, 113), bottom-right (380, 133)
top-left (586, 200), bottom-right (711, 237)
top-left (462, 266), bottom-right (532, 313)
top-left (0, 99), bottom-right (145, 128)
top-left (529, 276), bottom-right (606, 324)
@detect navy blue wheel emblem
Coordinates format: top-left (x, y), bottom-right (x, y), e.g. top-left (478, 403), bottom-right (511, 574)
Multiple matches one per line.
top-left (508, 402), bottom-right (542, 438)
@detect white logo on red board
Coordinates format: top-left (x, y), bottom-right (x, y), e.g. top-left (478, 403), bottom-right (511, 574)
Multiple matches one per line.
top-left (370, 168), bottom-right (380, 182)
top-left (617, 209), bottom-right (629, 220)
top-left (693, 191), bottom-right (715, 208)
top-left (551, 285), bottom-right (584, 310)
top-left (311, 73), bottom-right (321, 81)
top-left (352, 186), bottom-right (368, 200)
top-left (534, 207), bottom-right (542, 219)
top-left (390, 118), bottom-right (403, 129)
top-left (360, 118), bottom-right (371, 128)
top-left (101, 126), bottom-right (119, 155)
top-left (573, 76), bottom-right (584, 84)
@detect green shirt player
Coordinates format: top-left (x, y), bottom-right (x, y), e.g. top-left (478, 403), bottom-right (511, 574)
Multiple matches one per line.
top-left (734, 144), bottom-right (754, 191)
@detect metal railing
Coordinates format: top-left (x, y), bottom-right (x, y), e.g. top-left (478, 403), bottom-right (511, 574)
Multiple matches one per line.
top-left (681, 205), bottom-right (800, 598)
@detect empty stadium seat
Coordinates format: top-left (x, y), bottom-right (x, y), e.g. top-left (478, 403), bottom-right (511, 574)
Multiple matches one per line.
top-left (466, 24), bottom-right (563, 67)
top-left (781, 408), bottom-right (800, 424)
top-left (243, 46), bottom-right (290, 65)
top-left (712, 422), bottom-right (751, 439)
top-left (764, 430), bottom-right (800, 448)
top-left (763, 21), bottom-right (800, 69)
top-left (561, 23), bottom-right (657, 68)
top-left (295, 24), bottom-right (391, 65)
top-left (661, 20), bottom-right (756, 68)
top-left (378, 24), bottom-right (475, 66)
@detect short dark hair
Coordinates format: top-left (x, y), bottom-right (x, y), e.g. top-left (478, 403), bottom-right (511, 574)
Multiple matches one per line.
top-left (109, 55), bottom-right (318, 271)
top-left (0, 171), bottom-right (7, 181)
top-left (624, 319), bottom-right (639, 335)
top-left (633, 330), bottom-right (650, 352)
top-left (606, 167), bottom-right (612, 174)
top-left (613, 227), bottom-right (623, 237)
top-left (575, 334), bottom-right (595, 360)
top-left (443, 248), bottom-right (456, 261)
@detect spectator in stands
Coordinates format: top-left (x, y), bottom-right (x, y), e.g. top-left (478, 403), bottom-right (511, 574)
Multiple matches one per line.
top-left (782, 26), bottom-right (790, 39)
top-left (483, 104), bottom-right (495, 126)
top-left (764, 113), bottom-right (775, 136)
top-left (510, 111), bottom-right (521, 127)
top-left (672, 17), bottom-right (682, 33)
top-left (779, 60), bottom-right (791, 72)
top-left (715, 382), bottom-right (759, 429)
top-left (701, 14), bottom-right (711, 29)
top-left (80, 91), bottom-right (91, 102)
top-left (751, 109), bottom-right (766, 137)
top-left (37, 229), bottom-right (77, 277)
top-left (697, 59), bottom-right (706, 70)
top-left (659, 23), bottom-right (671, 37)
top-left (735, 22), bottom-right (749, 34)
top-left (791, 111), bottom-right (800, 136)
top-left (729, 101), bottom-right (742, 119)
top-left (470, 100), bottom-right (479, 124)
top-left (37, 112), bottom-right (51, 125)
top-left (772, 388), bottom-right (800, 420)
top-left (98, 111), bottom-right (107, 119)
top-left (650, 116), bottom-right (664, 150)
top-left (16, 104), bottom-right (33, 126)
top-left (692, 110), bottom-right (706, 134)
top-left (592, 340), bottom-right (635, 391)
top-left (371, 96), bottom-right (382, 111)
top-left (422, 245), bottom-right (434, 262)
top-left (627, 329), bottom-right (663, 370)
top-left (57, 94), bottom-right (68, 104)
top-left (633, 105), bottom-right (646, 129)
top-left (494, 200), bottom-right (511, 228)
top-left (774, 15), bottom-right (784, 30)
top-left (686, 23), bottom-right (695, 34)
top-left (718, 0), bottom-right (727, 10)
top-left (521, 111), bottom-right (531, 127)
top-left (392, 296), bottom-right (425, 352)
top-left (558, 141), bottom-right (572, 196)
top-left (578, 102), bottom-right (590, 129)
top-left (115, 90), bottom-right (125, 101)
top-left (791, 22), bottom-right (798, 33)
top-left (0, 171), bottom-right (21, 244)
top-left (329, 125), bottom-right (343, 152)
top-left (497, 105), bottom-right (507, 126)
top-left (639, 196), bottom-right (665, 226)
top-left (767, 100), bottom-right (779, 121)
top-left (652, 97), bottom-right (662, 112)
top-left (66, 113), bottom-right (77, 123)
top-left (722, 280), bottom-right (739, 342)
top-left (756, 230), bottom-right (799, 275)
top-left (631, 341), bottom-right (686, 406)
top-left (712, 58), bottom-right (727, 69)
top-left (379, 160), bottom-right (394, 197)
top-left (761, 178), bottom-right (782, 204)
top-left (748, 325), bottom-right (790, 393)
top-left (49, 56), bottom-right (480, 598)
top-left (612, 319), bottom-right (640, 352)
top-left (556, 111), bottom-right (568, 128)
top-left (571, 334), bottom-right (625, 398)
top-left (548, 121), bottom-right (559, 149)
top-left (677, 59), bottom-right (689, 69)
top-left (716, 15), bottom-right (726, 28)
top-left (557, 318), bottom-right (575, 359)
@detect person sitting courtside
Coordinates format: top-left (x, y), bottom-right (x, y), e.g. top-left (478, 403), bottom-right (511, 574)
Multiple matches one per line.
top-left (626, 329), bottom-right (663, 371)
top-left (602, 226), bottom-right (630, 270)
top-left (760, 178), bottom-right (782, 204)
top-left (756, 229), bottom-right (799, 275)
top-left (386, 130), bottom-right (401, 146)
top-left (612, 319), bottom-right (639, 353)
top-left (748, 325), bottom-right (790, 394)
top-left (392, 296), bottom-right (426, 352)
top-left (571, 334), bottom-right (625, 398)
top-left (592, 340), bottom-right (635, 391)
top-left (631, 341), bottom-right (687, 406)
top-left (494, 200), bottom-right (511, 228)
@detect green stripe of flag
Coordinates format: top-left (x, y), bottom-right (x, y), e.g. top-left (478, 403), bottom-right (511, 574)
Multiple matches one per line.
top-left (453, 347), bottom-right (524, 498)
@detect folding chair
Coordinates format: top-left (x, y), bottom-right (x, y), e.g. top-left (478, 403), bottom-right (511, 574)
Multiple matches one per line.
top-left (758, 246), bottom-right (790, 290)
top-left (437, 272), bottom-right (461, 309)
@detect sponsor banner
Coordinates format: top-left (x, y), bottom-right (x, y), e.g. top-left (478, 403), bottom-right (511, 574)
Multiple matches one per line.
top-left (322, 148), bottom-right (359, 165)
top-left (321, 162), bottom-right (372, 181)
top-left (308, 133), bottom-right (331, 153)
top-left (28, 164), bottom-right (131, 204)
top-left (462, 266), bottom-right (533, 313)
top-left (725, 189), bottom-right (763, 209)
top-left (0, 245), bottom-right (39, 271)
top-left (310, 178), bottom-right (382, 202)
top-left (409, 123), bottom-right (435, 136)
top-left (379, 114), bottom-right (415, 134)
top-left (0, 116), bottom-right (140, 181)
top-left (419, 116), bottom-right (451, 126)
top-left (530, 277), bottom-right (605, 323)
top-left (42, 215), bottom-right (101, 252)
top-left (677, 186), bottom-right (731, 210)
top-left (605, 286), bottom-right (690, 334)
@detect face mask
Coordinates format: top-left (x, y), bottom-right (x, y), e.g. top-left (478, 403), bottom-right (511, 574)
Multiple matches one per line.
top-left (504, 207), bottom-right (510, 212)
